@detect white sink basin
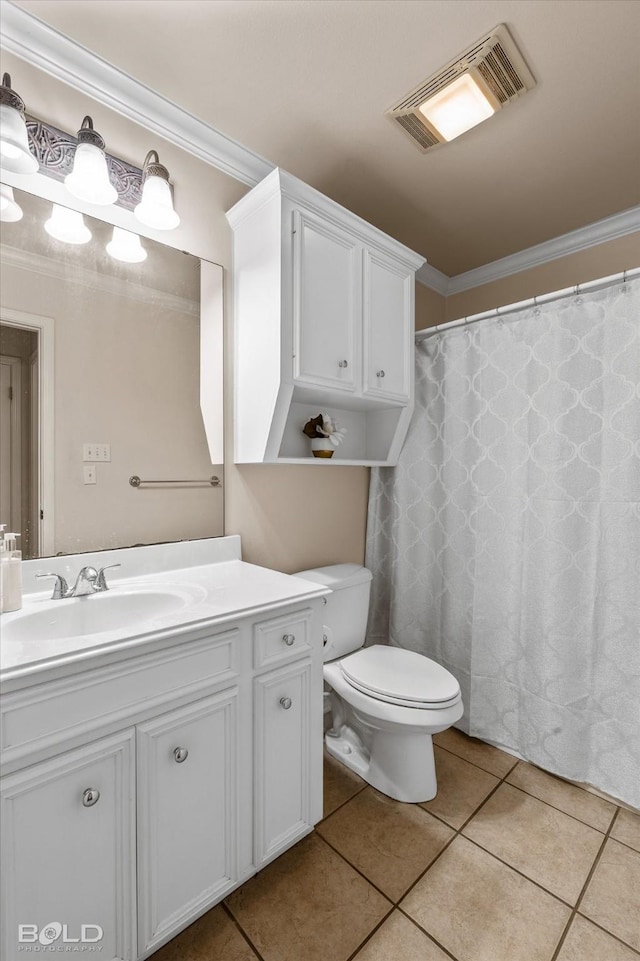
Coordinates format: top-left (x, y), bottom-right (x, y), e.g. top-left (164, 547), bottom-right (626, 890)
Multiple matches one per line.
top-left (2, 586), bottom-right (207, 643)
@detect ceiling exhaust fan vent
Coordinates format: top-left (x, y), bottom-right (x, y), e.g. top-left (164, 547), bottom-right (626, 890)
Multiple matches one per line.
top-left (386, 24), bottom-right (535, 152)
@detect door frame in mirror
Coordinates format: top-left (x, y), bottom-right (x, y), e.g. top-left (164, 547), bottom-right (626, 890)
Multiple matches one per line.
top-left (1, 307), bottom-right (55, 556)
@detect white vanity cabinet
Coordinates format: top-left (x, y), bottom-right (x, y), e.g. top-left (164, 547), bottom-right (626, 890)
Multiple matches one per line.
top-left (227, 168), bottom-right (425, 465)
top-left (0, 589), bottom-right (325, 960)
top-left (0, 731), bottom-right (136, 961)
top-left (136, 688), bottom-right (240, 955)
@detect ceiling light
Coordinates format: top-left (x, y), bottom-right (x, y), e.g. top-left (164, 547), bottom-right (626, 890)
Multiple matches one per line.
top-left (45, 204), bottom-right (92, 244)
top-left (65, 116), bottom-right (118, 206)
top-left (106, 226), bottom-right (147, 263)
top-left (418, 73), bottom-right (495, 142)
top-left (0, 184), bottom-right (24, 222)
top-left (386, 24), bottom-right (536, 153)
top-left (0, 73), bottom-right (38, 174)
top-left (134, 150), bottom-right (180, 230)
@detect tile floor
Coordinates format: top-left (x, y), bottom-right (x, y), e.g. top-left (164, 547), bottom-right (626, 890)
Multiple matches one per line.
top-left (154, 728), bottom-right (640, 961)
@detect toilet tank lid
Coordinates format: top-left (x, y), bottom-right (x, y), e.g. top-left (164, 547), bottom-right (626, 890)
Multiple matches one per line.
top-left (294, 563), bottom-right (372, 591)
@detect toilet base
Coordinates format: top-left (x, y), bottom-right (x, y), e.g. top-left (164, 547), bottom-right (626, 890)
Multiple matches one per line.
top-left (325, 724), bottom-right (438, 803)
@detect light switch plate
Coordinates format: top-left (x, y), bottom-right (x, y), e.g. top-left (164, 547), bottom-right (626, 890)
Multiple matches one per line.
top-left (83, 444), bottom-right (111, 462)
top-left (83, 466), bottom-right (97, 485)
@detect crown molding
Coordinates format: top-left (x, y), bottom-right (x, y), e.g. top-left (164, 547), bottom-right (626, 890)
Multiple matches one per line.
top-left (0, 1), bottom-right (274, 188)
top-left (418, 206), bottom-right (640, 296)
top-left (1, 244), bottom-right (199, 317)
top-left (415, 262), bottom-right (449, 295)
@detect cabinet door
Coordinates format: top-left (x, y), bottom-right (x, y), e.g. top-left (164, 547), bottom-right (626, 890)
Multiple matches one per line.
top-left (1, 731), bottom-right (136, 961)
top-left (292, 209), bottom-right (360, 392)
top-left (362, 248), bottom-right (413, 402)
top-left (254, 659), bottom-right (312, 867)
top-left (136, 689), bottom-right (239, 955)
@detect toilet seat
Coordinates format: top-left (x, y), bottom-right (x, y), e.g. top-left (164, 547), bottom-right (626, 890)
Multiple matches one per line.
top-left (339, 645), bottom-right (460, 709)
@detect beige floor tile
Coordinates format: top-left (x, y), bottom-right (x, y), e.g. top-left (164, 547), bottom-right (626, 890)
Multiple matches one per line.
top-left (433, 727), bottom-right (518, 777)
top-left (555, 914), bottom-right (638, 961)
top-left (579, 838), bottom-right (640, 951)
top-left (152, 905), bottom-right (258, 961)
top-left (317, 787), bottom-right (454, 901)
top-left (507, 762), bottom-right (617, 832)
top-left (354, 910), bottom-right (451, 961)
top-left (420, 746), bottom-right (499, 828)
top-left (401, 836), bottom-right (570, 961)
top-left (610, 807), bottom-right (640, 853)
top-left (323, 749), bottom-right (366, 818)
top-left (462, 782), bottom-right (604, 903)
top-left (225, 834), bottom-right (391, 961)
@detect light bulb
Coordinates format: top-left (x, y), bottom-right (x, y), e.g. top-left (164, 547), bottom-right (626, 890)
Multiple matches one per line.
top-left (106, 226), bottom-right (147, 263)
top-left (0, 74), bottom-right (38, 174)
top-left (64, 116), bottom-right (117, 206)
top-left (44, 204), bottom-right (92, 245)
top-left (0, 184), bottom-right (23, 222)
top-left (134, 150), bottom-right (180, 230)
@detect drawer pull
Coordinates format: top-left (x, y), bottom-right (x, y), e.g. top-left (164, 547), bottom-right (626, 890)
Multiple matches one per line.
top-left (280, 697), bottom-right (292, 710)
top-left (338, 359), bottom-right (349, 368)
top-left (173, 747), bottom-right (189, 763)
top-left (376, 369), bottom-right (386, 378)
top-left (82, 788), bottom-right (100, 807)
top-left (282, 634), bottom-right (296, 646)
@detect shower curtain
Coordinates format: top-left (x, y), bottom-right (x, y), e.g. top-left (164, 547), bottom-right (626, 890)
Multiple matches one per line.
top-left (366, 277), bottom-right (640, 808)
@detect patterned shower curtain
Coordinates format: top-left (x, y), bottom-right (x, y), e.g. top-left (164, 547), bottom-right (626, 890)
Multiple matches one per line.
top-left (366, 277), bottom-right (640, 807)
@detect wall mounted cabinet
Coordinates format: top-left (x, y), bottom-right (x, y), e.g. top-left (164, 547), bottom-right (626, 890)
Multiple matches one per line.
top-left (227, 169), bottom-right (425, 465)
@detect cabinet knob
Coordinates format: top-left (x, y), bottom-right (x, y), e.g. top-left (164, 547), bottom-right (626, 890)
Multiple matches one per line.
top-left (280, 697), bottom-right (292, 710)
top-left (282, 633), bottom-right (296, 646)
top-left (376, 369), bottom-right (386, 378)
top-left (173, 747), bottom-right (189, 763)
top-left (82, 788), bottom-right (100, 807)
top-left (338, 359), bottom-right (349, 368)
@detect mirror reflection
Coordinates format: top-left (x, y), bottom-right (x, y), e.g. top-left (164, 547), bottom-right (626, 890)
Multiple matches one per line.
top-left (0, 186), bottom-right (223, 559)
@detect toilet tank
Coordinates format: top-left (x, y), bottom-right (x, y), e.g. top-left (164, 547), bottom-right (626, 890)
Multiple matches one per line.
top-left (294, 563), bottom-right (373, 661)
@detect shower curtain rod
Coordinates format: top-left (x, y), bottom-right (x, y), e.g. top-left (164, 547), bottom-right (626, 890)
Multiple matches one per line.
top-left (415, 267), bottom-right (640, 341)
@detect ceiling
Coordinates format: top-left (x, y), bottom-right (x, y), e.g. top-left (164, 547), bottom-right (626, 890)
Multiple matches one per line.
top-left (8, 0), bottom-right (640, 276)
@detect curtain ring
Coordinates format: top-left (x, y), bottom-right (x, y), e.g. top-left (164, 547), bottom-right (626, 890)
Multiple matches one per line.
top-left (533, 295), bottom-right (540, 316)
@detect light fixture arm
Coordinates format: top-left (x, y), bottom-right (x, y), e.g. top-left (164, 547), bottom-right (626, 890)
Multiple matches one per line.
top-left (142, 149), bottom-right (171, 184)
top-left (0, 73), bottom-right (27, 115)
top-left (75, 115), bottom-right (106, 151)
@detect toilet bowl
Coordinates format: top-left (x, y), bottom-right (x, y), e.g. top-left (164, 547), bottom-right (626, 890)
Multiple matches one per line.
top-left (294, 564), bottom-right (464, 803)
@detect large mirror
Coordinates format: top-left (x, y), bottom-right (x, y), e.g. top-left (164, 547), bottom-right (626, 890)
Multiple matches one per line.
top-left (0, 186), bottom-right (224, 559)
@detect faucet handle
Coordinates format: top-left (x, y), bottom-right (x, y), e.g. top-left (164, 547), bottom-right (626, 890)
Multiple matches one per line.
top-left (35, 573), bottom-right (69, 600)
top-left (95, 563), bottom-right (121, 591)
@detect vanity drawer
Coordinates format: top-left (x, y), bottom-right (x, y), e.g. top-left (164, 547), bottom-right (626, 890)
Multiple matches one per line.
top-left (253, 608), bottom-right (313, 670)
top-left (1, 628), bottom-right (239, 767)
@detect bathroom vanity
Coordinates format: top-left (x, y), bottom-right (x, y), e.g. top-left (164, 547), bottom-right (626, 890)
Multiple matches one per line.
top-left (0, 536), bottom-right (329, 959)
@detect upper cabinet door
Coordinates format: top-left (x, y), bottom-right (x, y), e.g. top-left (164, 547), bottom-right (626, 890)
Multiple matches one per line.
top-left (292, 209), bottom-right (360, 392)
top-left (362, 248), bottom-right (413, 403)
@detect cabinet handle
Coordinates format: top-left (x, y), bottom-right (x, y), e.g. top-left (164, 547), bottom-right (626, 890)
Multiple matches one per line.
top-left (282, 633), bottom-right (296, 646)
top-left (82, 788), bottom-right (100, 807)
top-left (338, 359), bottom-right (349, 368)
top-left (280, 697), bottom-right (292, 710)
top-left (376, 369), bottom-right (386, 378)
top-left (173, 747), bottom-right (189, 763)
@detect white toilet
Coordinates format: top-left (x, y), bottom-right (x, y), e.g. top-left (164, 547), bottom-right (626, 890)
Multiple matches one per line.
top-left (295, 563), bottom-right (464, 803)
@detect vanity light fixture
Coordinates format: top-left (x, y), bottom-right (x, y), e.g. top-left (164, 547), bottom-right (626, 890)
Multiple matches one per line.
top-left (134, 150), bottom-right (180, 230)
top-left (0, 73), bottom-right (38, 174)
top-left (386, 24), bottom-right (536, 152)
top-left (0, 183), bottom-right (23, 222)
top-left (106, 226), bottom-right (147, 263)
top-left (44, 203), bottom-right (92, 245)
top-left (64, 116), bottom-right (118, 206)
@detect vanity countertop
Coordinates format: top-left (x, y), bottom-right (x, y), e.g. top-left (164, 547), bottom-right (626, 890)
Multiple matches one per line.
top-left (0, 537), bottom-right (329, 690)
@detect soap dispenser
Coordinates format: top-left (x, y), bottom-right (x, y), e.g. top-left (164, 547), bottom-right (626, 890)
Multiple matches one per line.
top-left (1, 531), bottom-right (22, 613)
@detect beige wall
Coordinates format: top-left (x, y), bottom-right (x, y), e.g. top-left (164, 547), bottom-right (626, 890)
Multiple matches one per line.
top-left (0, 51), bottom-right (369, 572)
top-left (415, 281), bottom-right (446, 331)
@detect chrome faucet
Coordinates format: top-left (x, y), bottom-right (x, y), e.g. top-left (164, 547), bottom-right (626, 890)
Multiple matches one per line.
top-left (36, 563), bottom-right (121, 599)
